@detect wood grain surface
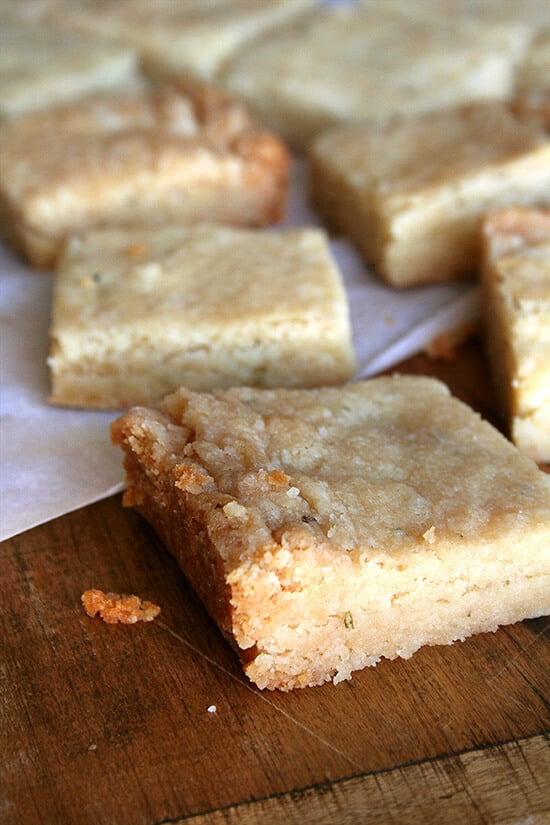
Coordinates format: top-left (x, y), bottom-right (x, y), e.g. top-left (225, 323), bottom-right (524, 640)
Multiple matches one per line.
top-left (2, 336), bottom-right (549, 825)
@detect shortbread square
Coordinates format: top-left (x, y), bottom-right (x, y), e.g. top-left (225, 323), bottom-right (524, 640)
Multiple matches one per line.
top-left (48, 224), bottom-right (356, 409)
top-left (0, 81), bottom-right (289, 267)
top-left (0, 19), bottom-right (141, 119)
top-left (515, 29), bottom-right (550, 101)
top-left (62, 0), bottom-right (315, 82)
top-left (221, 4), bottom-right (530, 150)
top-left (310, 102), bottom-right (550, 287)
top-left (376, 0), bottom-right (550, 29)
top-left (481, 208), bottom-right (550, 463)
top-left (112, 376), bottom-right (550, 690)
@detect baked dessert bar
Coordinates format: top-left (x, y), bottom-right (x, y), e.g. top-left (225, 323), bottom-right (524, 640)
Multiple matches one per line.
top-left (310, 102), bottom-right (550, 287)
top-left (48, 224), bottom-right (356, 409)
top-left (112, 376), bottom-right (550, 690)
top-left (481, 207), bottom-right (550, 463)
top-left (0, 0), bottom-right (70, 21)
top-left (221, 4), bottom-right (529, 150)
top-left (0, 81), bottom-right (289, 267)
top-left (515, 29), bottom-right (550, 103)
top-left (377, 0), bottom-right (550, 29)
top-left (61, 0), bottom-right (315, 82)
top-left (0, 19), bottom-right (140, 119)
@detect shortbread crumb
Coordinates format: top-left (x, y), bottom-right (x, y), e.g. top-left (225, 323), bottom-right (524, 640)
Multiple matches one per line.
top-left (424, 322), bottom-right (477, 360)
top-left (81, 589), bottom-right (160, 624)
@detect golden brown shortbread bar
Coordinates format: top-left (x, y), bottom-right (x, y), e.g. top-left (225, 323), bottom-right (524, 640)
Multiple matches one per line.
top-left (514, 29), bottom-right (550, 103)
top-left (60, 0), bottom-right (315, 82)
top-left (481, 207), bottom-right (550, 463)
top-left (112, 377), bottom-right (550, 690)
top-left (310, 102), bottom-right (550, 286)
top-left (0, 81), bottom-right (289, 267)
top-left (0, 16), bottom-right (141, 119)
top-left (48, 224), bottom-right (356, 409)
top-left (221, 4), bottom-right (530, 150)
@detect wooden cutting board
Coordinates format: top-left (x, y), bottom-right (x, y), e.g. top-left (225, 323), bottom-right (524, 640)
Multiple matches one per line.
top-left (2, 338), bottom-right (549, 825)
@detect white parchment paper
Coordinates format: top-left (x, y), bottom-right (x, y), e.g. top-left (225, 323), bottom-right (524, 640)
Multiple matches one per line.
top-left (0, 161), bottom-right (479, 541)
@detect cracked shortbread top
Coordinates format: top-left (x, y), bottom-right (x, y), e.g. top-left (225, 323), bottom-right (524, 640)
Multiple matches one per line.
top-left (127, 377), bottom-right (550, 563)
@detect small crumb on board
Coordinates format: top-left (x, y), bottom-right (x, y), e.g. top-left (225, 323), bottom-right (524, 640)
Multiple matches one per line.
top-left (423, 322), bottom-right (476, 360)
top-left (81, 589), bottom-right (160, 624)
